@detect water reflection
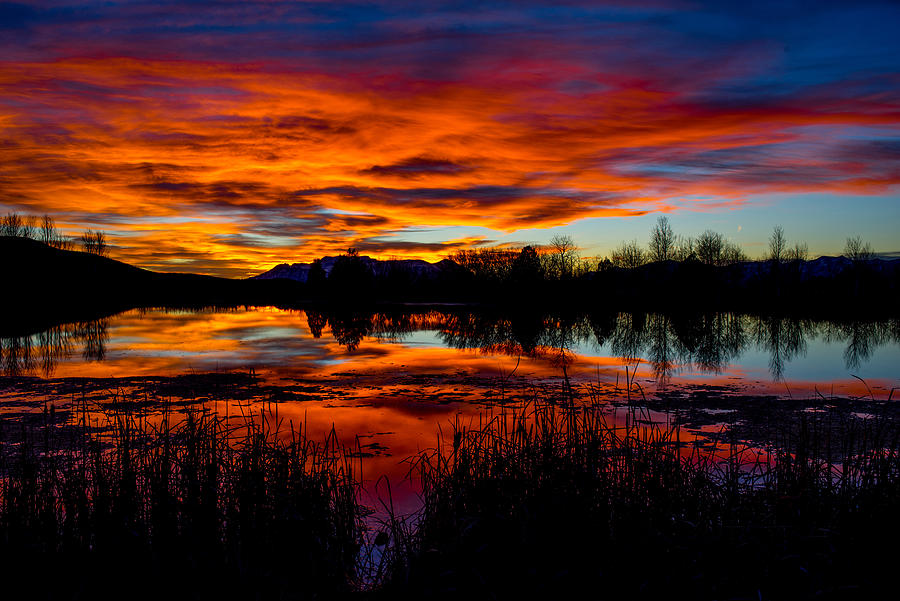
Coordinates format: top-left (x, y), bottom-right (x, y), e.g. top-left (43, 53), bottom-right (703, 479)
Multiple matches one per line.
top-left (1, 319), bottom-right (108, 376)
top-left (306, 310), bottom-right (327, 339)
top-left (439, 312), bottom-right (573, 365)
top-left (821, 320), bottom-right (900, 372)
top-left (750, 316), bottom-right (809, 381)
top-left (434, 311), bottom-right (898, 383)
top-left (1, 309), bottom-right (898, 387)
top-left (328, 312), bottom-right (372, 352)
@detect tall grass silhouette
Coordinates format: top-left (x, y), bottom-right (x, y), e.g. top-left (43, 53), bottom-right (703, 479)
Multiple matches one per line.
top-left (381, 396), bottom-right (900, 600)
top-left (0, 396), bottom-right (365, 599)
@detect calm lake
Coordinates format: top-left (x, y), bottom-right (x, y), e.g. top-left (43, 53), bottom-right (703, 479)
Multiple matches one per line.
top-left (2, 307), bottom-right (898, 511)
top-left (3, 307), bottom-right (897, 390)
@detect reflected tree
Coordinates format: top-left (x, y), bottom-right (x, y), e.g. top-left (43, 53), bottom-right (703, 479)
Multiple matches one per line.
top-left (610, 312), bottom-right (646, 363)
top-left (751, 316), bottom-right (810, 380)
top-left (306, 310), bottom-right (327, 339)
top-left (81, 319), bottom-right (109, 362)
top-left (328, 311), bottom-right (371, 351)
top-left (672, 313), bottom-right (747, 375)
top-left (1, 318), bottom-right (109, 376)
top-left (539, 313), bottom-right (585, 368)
top-left (509, 312), bottom-right (544, 355)
top-left (820, 319), bottom-right (894, 371)
top-left (587, 311), bottom-right (617, 347)
top-left (645, 313), bottom-right (679, 384)
top-left (369, 312), bottom-right (443, 341)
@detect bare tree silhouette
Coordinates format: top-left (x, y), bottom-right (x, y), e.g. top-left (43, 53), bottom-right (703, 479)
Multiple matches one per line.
top-left (546, 235), bottom-right (579, 279)
top-left (675, 235), bottom-right (696, 262)
top-left (649, 216), bottom-right (676, 262)
top-left (39, 214), bottom-right (72, 249)
top-left (81, 229), bottom-right (109, 257)
top-left (787, 242), bottom-right (808, 262)
top-left (769, 225), bottom-right (786, 263)
top-left (611, 240), bottom-right (646, 269)
top-left (1, 213), bottom-right (24, 237)
top-left (697, 230), bottom-right (724, 265)
top-left (693, 230), bottom-right (746, 266)
top-left (844, 236), bottom-right (875, 261)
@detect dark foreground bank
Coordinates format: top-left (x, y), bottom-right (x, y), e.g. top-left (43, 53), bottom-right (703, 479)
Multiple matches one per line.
top-left (1, 389), bottom-right (899, 600)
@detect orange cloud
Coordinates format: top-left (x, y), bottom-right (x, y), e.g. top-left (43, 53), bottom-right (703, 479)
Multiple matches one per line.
top-left (1, 58), bottom-right (898, 276)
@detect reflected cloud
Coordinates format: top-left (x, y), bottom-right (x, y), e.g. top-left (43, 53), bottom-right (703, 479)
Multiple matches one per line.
top-left (3, 308), bottom-right (898, 402)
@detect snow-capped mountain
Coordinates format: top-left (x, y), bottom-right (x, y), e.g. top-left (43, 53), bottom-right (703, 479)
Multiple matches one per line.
top-left (252, 256), bottom-right (460, 283)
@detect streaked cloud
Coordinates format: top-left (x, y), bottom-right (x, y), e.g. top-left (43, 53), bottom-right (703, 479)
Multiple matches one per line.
top-left (1, 1), bottom-right (898, 275)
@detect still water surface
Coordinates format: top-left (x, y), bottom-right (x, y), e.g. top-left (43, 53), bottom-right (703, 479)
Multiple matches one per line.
top-left (3, 307), bottom-right (897, 393)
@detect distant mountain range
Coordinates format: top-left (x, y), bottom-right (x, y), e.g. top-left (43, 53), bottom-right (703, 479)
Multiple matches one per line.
top-left (607, 254), bottom-right (900, 283)
top-left (253, 255), bottom-right (462, 283)
top-left (737, 255), bottom-right (899, 282)
top-left (254, 252), bottom-right (900, 284)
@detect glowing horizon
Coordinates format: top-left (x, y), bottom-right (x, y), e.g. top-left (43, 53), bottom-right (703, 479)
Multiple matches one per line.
top-left (1, 2), bottom-right (898, 277)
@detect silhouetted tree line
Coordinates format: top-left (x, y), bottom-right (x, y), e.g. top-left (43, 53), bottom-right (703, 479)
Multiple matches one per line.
top-left (297, 221), bottom-right (893, 311)
top-left (611, 218), bottom-right (811, 268)
top-left (450, 235), bottom-right (585, 283)
top-left (2, 213), bottom-right (71, 250)
top-left (4, 209), bottom-right (892, 311)
top-left (569, 217), bottom-right (875, 270)
top-left (1, 212), bottom-right (109, 256)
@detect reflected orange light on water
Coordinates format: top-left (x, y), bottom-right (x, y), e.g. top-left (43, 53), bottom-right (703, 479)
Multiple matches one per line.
top-left (4, 308), bottom-right (897, 397)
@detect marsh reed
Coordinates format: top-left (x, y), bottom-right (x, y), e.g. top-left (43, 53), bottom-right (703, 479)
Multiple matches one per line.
top-left (0, 397), bottom-right (365, 600)
top-left (2, 383), bottom-right (899, 600)
top-left (380, 396), bottom-right (900, 600)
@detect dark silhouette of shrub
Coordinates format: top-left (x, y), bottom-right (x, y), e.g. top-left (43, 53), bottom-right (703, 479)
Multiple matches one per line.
top-left (510, 246), bottom-right (544, 288)
top-left (307, 257), bottom-right (327, 290)
top-left (328, 248), bottom-right (374, 299)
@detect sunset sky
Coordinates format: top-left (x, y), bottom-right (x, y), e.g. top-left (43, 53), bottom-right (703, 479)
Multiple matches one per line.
top-left (1, 1), bottom-right (898, 277)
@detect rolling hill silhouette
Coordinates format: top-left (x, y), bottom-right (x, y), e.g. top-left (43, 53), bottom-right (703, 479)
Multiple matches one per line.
top-left (0, 236), bottom-right (299, 328)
